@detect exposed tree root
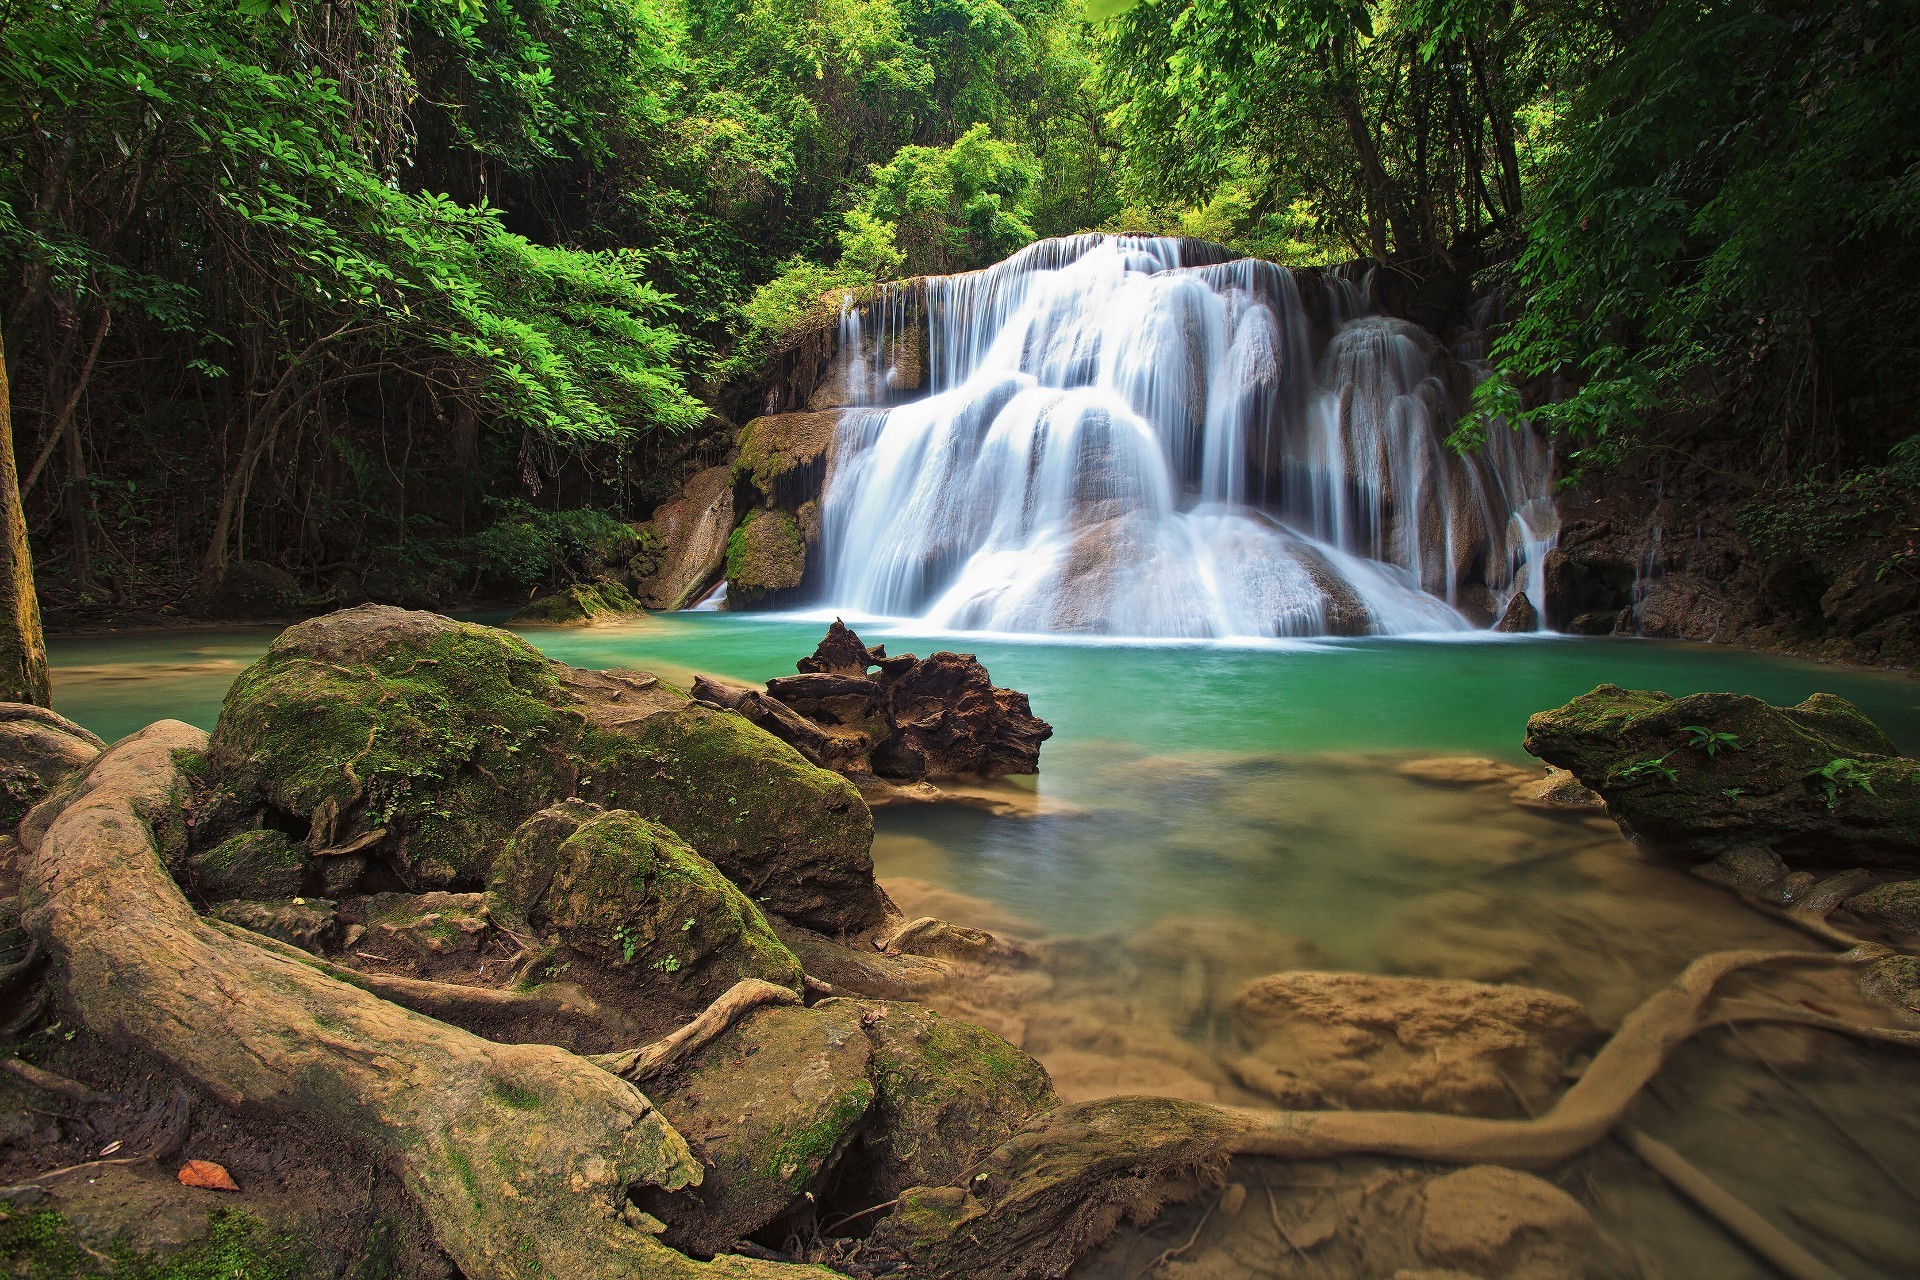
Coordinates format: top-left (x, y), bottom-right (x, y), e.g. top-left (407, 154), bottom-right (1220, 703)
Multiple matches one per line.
top-left (21, 722), bottom-right (832, 1280)
top-left (588, 979), bottom-right (799, 1084)
top-left (2, 1055), bottom-right (110, 1105)
top-left (1619, 1125), bottom-right (1847, 1280)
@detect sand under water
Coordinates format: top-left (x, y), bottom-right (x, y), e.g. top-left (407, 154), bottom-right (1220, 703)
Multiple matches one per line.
top-left (43, 615), bottom-right (1920, 1278)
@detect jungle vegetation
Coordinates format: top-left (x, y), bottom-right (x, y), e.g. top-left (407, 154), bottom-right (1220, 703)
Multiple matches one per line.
top-left (0, 0), bottom-right (1915, 676)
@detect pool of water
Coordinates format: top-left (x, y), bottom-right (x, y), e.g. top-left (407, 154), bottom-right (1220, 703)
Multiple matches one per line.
top-left (45, 615), bottom-right (1920, 1278)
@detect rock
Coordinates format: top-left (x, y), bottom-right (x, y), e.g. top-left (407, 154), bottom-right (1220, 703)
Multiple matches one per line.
top-left (1395, 757), bottom-right (1533, 788)
top-left (797, 618), bottom-right (894, 677)
top-left (1524, 685), bottom-right (1920, 870)
top-left (1508, 766), bottom-right (1603, 812)
top-left (353, 891), bottom-right (492, 956)
top-left (202, 560), bottom-right (301, 619)
top-left (1493, 592), bottom-right (1539, 633)
top-left (205, 606), bottom-right (886, 932)
top-left (1844, 880), bottom-right (1920, 935)
top-left (189, 829), bottom-right (308, 901)
top-left (1226, 971), bottom-right (1596, 1116)
top-left (1689, 845), bottom-right (1789, 893)
top-left (1416, 1166), bottom-right (1598, 1275)
top-left (1859, 955), bottom-right (1920, 1020)
top-left (489, 802), bottom-right (801, 1004)
top-left (0, 704), bottom-right (104, 828)
top-left (637, 1000), bottom-right (874, 1255)
top-left (733, 411), bottom-right (840, 513)
top-left (507, 579), bottom-right (642, 625)
top-left (212, 897), bottom-right (351, 953)
top-left (858, 1001), bottom-right (1056, 1200)
top-left (725, 508), bottom-right (809, 610)
top-left (634, 466), bottom-right (733, 611)
top-left (1759, 870), bottom-right (1818, 905)
top-left (1541, 545), bottom-right (1632, 632)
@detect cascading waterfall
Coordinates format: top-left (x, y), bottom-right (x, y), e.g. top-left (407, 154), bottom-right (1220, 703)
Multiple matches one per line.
top-left (816, 234), bottom-right (1555, 639)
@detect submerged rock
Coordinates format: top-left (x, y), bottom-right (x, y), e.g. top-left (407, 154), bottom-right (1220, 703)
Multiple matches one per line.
top-left (1525, 685), bottom-right (1920, 869)
top-left (1508, 766), bottom-right (1604, 813)
top-left (1689, 845), bottom-right (1789, 893)
top-left (205, 606), bottom-right (886, 932)
top-left (489, 802), bottom-right (802, 1004)
top-left (0, 705), bottom-right (104, 829)
top-left (1226, 971), bottom-right (1597, 1116)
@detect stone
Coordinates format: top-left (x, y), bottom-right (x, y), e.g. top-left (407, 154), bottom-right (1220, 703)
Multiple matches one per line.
top-left (202, 560), bottom-right (301, 619)
top-left (1493, 592), bottom-right (1539, 633)
top-left (1843, 880), bottom-right (1920, 935)
top-left (211, 898), bottom-right (351, 954)
top-left (1525, 685), bottom-right (1920, 870)
top-left (634, 466), bottom-right (733, 611)
top-left (1689, 845), bottom-right (1789, 893)
top-left (732, 411), bottom-right (840, 513)
top-left (1416, 1166), bottom-right (1597, 1275)
top-left (725, 508), bottom-right (808, 610)
top-left (1227, 971), bottom-right (1597, 1116)
top-left (353, 891), bottom-right (492, 956)
top-left (507, 579), bottom-right (642, 625)
top-left (1395, 756), bottom-right (1532, 788)
top-left (189, 829), bottom-right (308, 901)
top-left (1508, 766), bottom-right (1604, 812)
top-left (489, 802), bottom-right (801, 1004)
top-left (205, 606), bottom-right (887, 932)
top-left (1859, 955), bottom-right (1920, 1020)
top-left (1760, 870), bottom-right (1819, 905)
top-left (0, 704), bottom-right (104, 828)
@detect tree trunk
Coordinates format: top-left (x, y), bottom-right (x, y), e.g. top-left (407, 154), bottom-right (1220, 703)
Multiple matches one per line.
top-left (0, 325), bottom-right (51, 706)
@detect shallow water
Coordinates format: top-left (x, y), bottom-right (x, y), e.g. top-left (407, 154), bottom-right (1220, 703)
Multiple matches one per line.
top-left (45, 616), bottom-right (1920, 1277)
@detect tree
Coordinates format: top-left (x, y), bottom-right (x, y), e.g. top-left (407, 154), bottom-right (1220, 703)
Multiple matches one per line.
top-left (0, 324), bottom-right (50, 707)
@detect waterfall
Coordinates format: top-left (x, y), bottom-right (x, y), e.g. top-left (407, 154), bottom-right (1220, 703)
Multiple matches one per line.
top-left (815, 234), bottom-right (1556, 639)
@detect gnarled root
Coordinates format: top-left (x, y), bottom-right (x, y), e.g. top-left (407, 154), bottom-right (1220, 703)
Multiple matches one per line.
top-left (22, 722), bottom-right (831, 1280)
top-left (589, 979), bottom-right (799, 1084)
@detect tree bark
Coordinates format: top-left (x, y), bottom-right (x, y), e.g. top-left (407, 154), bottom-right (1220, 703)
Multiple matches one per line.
top-left (0, 325), bottom-right (51, 706)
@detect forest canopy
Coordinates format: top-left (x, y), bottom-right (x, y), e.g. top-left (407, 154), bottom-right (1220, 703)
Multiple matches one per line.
top-left (0, 0), bottom-right (1914, 617)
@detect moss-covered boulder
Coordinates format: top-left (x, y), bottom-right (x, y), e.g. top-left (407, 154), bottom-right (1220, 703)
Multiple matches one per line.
top-left (1524, 685), bottom-right (1920, 869)
top-left (205, 606), bottom-right (887, 932)
top-left (507, 579), bottom-right (643, 625)
top-left (859, 1002), bottom-right (1056, 1200)
top-left (353, 891), bottom-right (492, 956)
top-left (726, 508), bottom-right (808, 610)
top-left (638, 1000), bottom-right (876, 1255)
top-left (733, 411), bottom-right (839, 513)
top-left (188, 829), bottom-right (309, 901)
top-left (0, 705), bottom-right (104, 830)
top-left (490, 802), bottom-right (802, 1004)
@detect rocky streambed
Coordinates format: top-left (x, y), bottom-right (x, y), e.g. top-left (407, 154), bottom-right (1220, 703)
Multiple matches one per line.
top-left (1, 609), bottom-right (1918, 1278)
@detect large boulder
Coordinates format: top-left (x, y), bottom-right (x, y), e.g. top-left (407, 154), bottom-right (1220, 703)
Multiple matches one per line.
top-left (635, 465), bottom-right (733, 610)
top-left (0, 705), bottom-right (104, 829)
top-left (726, 509), bottom-right (810, 610)
top-left (1225, 971), bottom-right (1596, 1116)
top-left (489, 802), bottom-right (803, 1005)
top-left (204, 606), bottom-right (886, 932)
top-left (1524, 685), bottom-right (1920, 869)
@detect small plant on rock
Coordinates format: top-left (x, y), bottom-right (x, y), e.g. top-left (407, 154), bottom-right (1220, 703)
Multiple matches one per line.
top-left (1808, 758), bottom-right (1877, 809)
top-left (1681, 725), bottom-right (1743, 756)
top-left (1611, 754), bottom-right (1678, 785)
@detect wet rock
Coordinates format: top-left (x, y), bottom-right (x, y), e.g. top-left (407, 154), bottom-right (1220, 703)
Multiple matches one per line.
top-left (733, 411), bottom-right (840, 514)
top-left (1760, 870), bottom-right (1819, 905)
top-left (1416, 1166), bottom-right (1599, 1276)
top-left (202, 560), bottom-right (301, 619)
top-left (489, 802), bottom-right (801, 1004)
top-left (1843, 880), bottom-right (1920, 935)
top-left (189, 829), bottom-right (308, 901)
top-left (205, 606), bottom-right (886, 931)
top-left (1493, 592), bottom-right (1539, 633)
top-left (1525, 685), bottom-right (1920, 870)
top-left (638, 1000), bottom-right (874, 1255)
top-left (1859, 954), bottom-right (1920, 1020)
top-left (1508, 766), bottom-right (1603, 813)
top-left (1797, 867), bottom-right (1878, 915)
top-left (634, 465), bottom-right (733, 611)
top-left (858, 1001), bottom-right (1056, 1200)
top-left (353, 891), bottom-right (492, 957)
top-left (1396, 757), bottom-right (1532, 788)
top-left (726, 508), bottom-right (809, 610)
top-left (507, 579), bottom-right (642, 625)
top-left (1541, 541), bottom-right (1633, 632)
top-left (0, 704), bottom-right (104, 829)
top-left (1227, 971), bottom-right (1597, 1115)
top-left (1689, 845), bottom-right (1788, 893)
top-left (212, 898), bottom-right (352, 954)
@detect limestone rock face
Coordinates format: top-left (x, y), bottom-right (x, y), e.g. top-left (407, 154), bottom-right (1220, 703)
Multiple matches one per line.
top-left (1525, 684), bottom-right (1920, 869)
top-left (724, 411), bottom-right (840, 610)
top-left (489, 802), bottom-right (802, 1005)
top-left (0, 704), bottom-right (104, 829)
top-left (1226, 971), bottom-right (1597, 1115)
top-left (205, 606), bottom-right (886, 932)
top-left (634, 465), bottom-right (733, 611)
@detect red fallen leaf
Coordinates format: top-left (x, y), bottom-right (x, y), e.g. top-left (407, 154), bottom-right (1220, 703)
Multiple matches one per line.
top-left (177, 1160), bottom-right (239, 1192)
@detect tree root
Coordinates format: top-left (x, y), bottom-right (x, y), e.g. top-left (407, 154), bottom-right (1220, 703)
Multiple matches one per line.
top-left (588, 979), bottom-right (799, 1085)
top-left (22, 722), bottom-right (832, 1280)
top-left (1, 1056), bottom-right (110, 1105)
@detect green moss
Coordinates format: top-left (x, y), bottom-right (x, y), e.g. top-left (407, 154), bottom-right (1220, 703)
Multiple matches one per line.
top-left (763, 1079), bottom-right (875, 1192)
top-left (492, 1080), bottom-right (542, 1111)
top-left (447, 1146), bottom-right (479, 1201)
top-left (508, 579), bottom-right (643, 625)
top-left (0, 1208), bottom-right (307, 1280)
top-left (192, 830), bottom-right (307, 901)
top-left (724, 509), bottom-right (805, 598)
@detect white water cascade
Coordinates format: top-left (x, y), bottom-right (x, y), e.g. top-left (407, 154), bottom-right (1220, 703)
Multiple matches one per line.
top-left (816, 234), bottom-right (1555, 639)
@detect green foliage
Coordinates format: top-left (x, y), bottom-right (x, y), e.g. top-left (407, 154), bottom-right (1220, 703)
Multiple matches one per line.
top-left (857, 123), bottom-right (1038, 275)
top-left (1681, 726), bottom-right (1743, 757)
top-left (468, 500), bottom-right (639, 589)
top-left (1737, 436), bottom-right (1920, 579)
top-left (1610, 754), bottom-right (1678, 786)
top-left (1808, 757), bottom-right (1879, 808)
top-left (0, 1208), bottom-right (306, 1280)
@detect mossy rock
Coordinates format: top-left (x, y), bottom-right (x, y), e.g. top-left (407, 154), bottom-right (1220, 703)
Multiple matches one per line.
top-left (1845, 880), bottom-right (1920, 935)
top-left (725, 509), bottom-right (807, 610)
top-left (638, 1000), bottom-right (875, 1256)
top-left (508, 579), bottom-right (643, 625)
top-left (1524, 685), bottom-right (1920, 870)
top-left (190, 829), bottom-right (309, 901)
top-left (207, 607), bottom-right (887, 931)
top-left (732, 411), bottom-right (839, 511)
top-left (0, 705), bottom-right (103, 829)
top-left (858, 1002), bottom-right (1056, 1201)
top-left (212, 897), bottom-right (347, 953)
top-left (490, 802), bottom-right (801, 1004)
top-left (354, 890), bottom-right (492, 956)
